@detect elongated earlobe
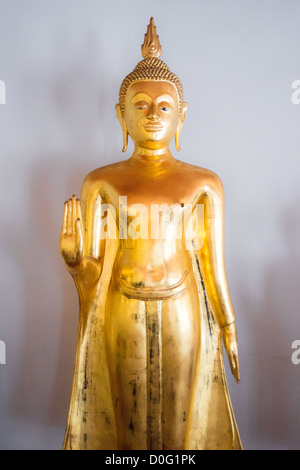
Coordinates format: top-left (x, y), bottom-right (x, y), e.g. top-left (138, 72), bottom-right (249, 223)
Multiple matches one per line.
top-left (175, 130), bottom-right (181, 152)
top-left (122, 129), bottom-right (128, 152)
top-left (115, 103), bottom-right (128, 152)
top-left (175, 102), bottom-right (188, 152)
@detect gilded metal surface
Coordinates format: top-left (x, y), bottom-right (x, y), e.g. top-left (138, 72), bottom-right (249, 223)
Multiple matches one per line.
top-left (60, 18), bottom-right (242, 450)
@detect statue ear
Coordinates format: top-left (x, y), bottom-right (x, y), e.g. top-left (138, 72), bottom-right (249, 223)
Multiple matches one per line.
top-left (175, 102), bottom-right (188, 152)
top-left (115, 104), bottom-right (128, 152)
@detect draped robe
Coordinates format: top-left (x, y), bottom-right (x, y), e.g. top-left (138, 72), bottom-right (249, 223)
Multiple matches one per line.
top-left (62, 191), bottom-right (242, 450)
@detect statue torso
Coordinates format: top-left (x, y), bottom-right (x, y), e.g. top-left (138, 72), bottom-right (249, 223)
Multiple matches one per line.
top-left (85, 158), bottom-right (216, 299)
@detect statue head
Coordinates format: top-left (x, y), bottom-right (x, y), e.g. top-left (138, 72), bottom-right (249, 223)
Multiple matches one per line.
top-left (116, 18), bottom-right (188, 152)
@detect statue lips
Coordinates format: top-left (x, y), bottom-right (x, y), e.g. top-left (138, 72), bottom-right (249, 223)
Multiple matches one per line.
top-left (144, 123), bottom-right (163, 132)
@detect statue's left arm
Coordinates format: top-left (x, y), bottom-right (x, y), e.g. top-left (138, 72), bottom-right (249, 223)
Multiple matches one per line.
top-left (197, 173), bottom-right (240, 383)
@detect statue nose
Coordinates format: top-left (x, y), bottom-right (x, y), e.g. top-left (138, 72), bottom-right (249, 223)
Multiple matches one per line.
top-left (147, 104), bottom-right (159, 121)
top-left (147, 113), bottom-right (160, 122)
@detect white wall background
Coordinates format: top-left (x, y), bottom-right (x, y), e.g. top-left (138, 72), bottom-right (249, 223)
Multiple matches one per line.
top-left (0, 0), bottom-right (300, 450)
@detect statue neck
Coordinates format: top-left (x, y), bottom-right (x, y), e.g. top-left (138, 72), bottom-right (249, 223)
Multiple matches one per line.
top-left (130, 145), bottom-right (175, 165)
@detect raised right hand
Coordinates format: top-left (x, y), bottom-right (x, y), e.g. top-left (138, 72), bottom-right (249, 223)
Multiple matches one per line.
top-left (60, 195), bottom-right (84, 270)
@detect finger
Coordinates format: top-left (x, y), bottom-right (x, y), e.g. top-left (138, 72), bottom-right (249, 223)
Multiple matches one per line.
top-left (67, 199), bottom-right (72, 234)
top-left (228, 350), bottom-right (236, 375)
top-left (62, 201), bottom-right (68, 234)
top-left (75, 219), bottom-right (83, 256)
top-left (75, 218), bottom-right (83, 239)
top-left (235, 353), bottom-right (240, 383)
top-left (72, 195), bottom-right (77, 232)
top-left (232, 352), bottom-right (240, 383)
top-left (231, 351), bottom-right (237, 370)
top-left (234, 366), bottom-right (240, 383)
top-left (76, 198), bottom-right (81, 220)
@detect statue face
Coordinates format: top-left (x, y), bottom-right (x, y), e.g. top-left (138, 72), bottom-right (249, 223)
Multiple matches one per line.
top-left (124, 81), bottom-right (181, 149)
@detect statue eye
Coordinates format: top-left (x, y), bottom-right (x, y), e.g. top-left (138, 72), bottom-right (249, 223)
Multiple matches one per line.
top-left (161, 107), bottom-right (170, 112)
top-left (134, 102), bottom-right (148, 110)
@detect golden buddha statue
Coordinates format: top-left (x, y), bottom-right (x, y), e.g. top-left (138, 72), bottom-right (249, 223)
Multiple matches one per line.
top-left (60, 18), bottom-right (242, 451)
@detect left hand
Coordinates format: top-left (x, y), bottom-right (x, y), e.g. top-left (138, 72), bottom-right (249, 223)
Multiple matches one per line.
top-left (223, 322), bottom-right (240, 383)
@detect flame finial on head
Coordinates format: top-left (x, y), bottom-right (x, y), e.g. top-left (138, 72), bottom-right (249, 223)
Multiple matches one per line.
top-left (118, 17), bottom-right (184, 117)
top-left (141, 17), bottom-right (162, 59)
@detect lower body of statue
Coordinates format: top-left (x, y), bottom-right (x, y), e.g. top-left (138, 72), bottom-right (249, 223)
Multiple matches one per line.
top-left (105, 271), bottom-right (200, 450)
top-left (63, 254), bottom-right (242, 451)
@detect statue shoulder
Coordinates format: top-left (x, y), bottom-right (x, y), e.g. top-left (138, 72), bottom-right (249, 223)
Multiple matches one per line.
top-left (176, 161), bottom-right (224, 197)
top-left (81, 161), bottom-right (126, 194)
top-left (198, 168), bottom-right (224, 195)
top-left (197, 168), bottom-right (224, 200)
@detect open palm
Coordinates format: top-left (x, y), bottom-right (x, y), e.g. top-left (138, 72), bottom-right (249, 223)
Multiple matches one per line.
top-left (60, 195), bottom-right (84, 268)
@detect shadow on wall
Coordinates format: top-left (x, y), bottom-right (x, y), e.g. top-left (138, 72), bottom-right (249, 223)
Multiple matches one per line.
top-left (239, 200), bottom-right (300, 449)
top-left (3, 33), bottom-right (122, 448)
